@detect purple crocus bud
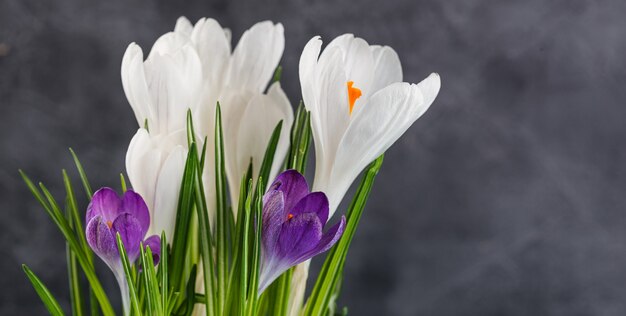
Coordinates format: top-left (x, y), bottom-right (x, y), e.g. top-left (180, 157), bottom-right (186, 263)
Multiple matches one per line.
top-left (85, 187), bottom-right (160, 313)
top-left (258, 170), bottom-right (346, 293)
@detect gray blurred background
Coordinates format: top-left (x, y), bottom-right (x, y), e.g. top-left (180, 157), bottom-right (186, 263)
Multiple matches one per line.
top-left (2, 0), bottom-right (626, 315)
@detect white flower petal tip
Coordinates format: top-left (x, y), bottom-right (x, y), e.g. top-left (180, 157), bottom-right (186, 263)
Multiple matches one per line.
top-left (417, 72), bottom-right (442, 106)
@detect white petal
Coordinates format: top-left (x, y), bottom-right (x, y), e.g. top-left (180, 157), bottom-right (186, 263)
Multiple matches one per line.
top-left (151, 145), bottom-right (187, 238)
top-left (174, 16), bottom-right (194, 36)
top-left (121, 43), bottom-right (152, 127)
top-left (299, 37), bottom-right (325, 178)
top-left (227, 21), bottom-right (284, 92)
top-left (125, 129), bottom-right (162, 223)
top-left (309, 47), bottom-right (349, 192)
top-left (369, 45), bottom-right (403, 94)
top-left (143, 45), bottom-right (203, 134)
top-left (299, 36), bottom-right (322, 116)
top-left (147, 32), bottom-right (191, 59)
top-left (287, 261), bottom-right (310, 316)
top-left (323, 34), bottom-right (375, 99)
top-left (235, 82), bottom-right (293, 191)
top-left (265, 83), bottom-right (294, 181)
top-left (219, 88), bottom-right (254, 204)
top-left (223, 28), bottom-right (232, 43)
top-left (329, 74), bottom-right (441, 214)
top-left (191, 18), bottom-right (231, 132)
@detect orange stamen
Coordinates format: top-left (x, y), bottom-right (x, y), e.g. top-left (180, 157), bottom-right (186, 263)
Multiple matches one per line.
top-left (347, 81), bottom-right (362, 114)
top-left (287, 213), bottom-right (294, 220)
top-left (106, 220), bottom-right (113, 229)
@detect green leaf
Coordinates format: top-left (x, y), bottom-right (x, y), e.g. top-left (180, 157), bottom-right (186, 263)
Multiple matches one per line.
top-left (159, 232), bottom-right (168, 314)
top-left (225, 173), bottom-right (253, 316)
top-left (214, 103), bottom-right (228, 315)
top-left (304, 155), bottom-right (384, 316)
top-left (245, 182), bottom-right (264, 316)
top-left (62, 170), bottom-right (89, 256)
top-left (183, 265), bottom-right (197, 316)
top-left (120, 173), bottom-right (128, 193)
top-left (65, 199), bottom-right (83, 316)
top-left (272, 65), bottom-right (283, 83)
top-left (69, 148), bottom-right (93, 199)
top-left (191, 142), bottom-right (217, 316)
top-left (186, 109), bottom-right (197, 148)
top-left (22, 264), bottom-right (65, 316)
top-left (141, 243), bottom-right (162, 316)
top-left (169, 141), bottom-right (199, 294)
top-left (116, 233), bottom-right (142, 316)
top-left (285, 102), bottom-right (312, 173)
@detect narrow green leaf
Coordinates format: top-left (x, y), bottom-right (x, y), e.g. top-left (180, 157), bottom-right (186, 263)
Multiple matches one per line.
top-left (214, 103), bottom-right (228, 315)
top-left (225, 172), bottom-right (253, 316)
top-left (120, 173), bottom-right (128, 193)
top-left (240, 182), bottom-right (254, 316)
top-left (272, 65), bottom-right (283, 83)
top-left (62, 170), bottom-right (89, 256)
top-left (183, 265), bottom-right (197, 316)
top-left (65, 202), bottom-right (83, 316)
top-left (245, 182), bottom-right (264, 316)
top-left (186, 109), bottom-right (197, 148)
top-left (141, 244), bottom-right (162, 316)
top-left (304, 155), bottom-right (384, 316)
top-left (22, 264), bottom-right (65, 316)
top-left (69, 148), bottom-right (93, 199)
top-left (116, 233), bottom-right (141, 316)
top-left (169, 143), bottom-right (198, 294)
top-left (190, 142), bottom-right (217, 316)
top-left (159, 232), bottom-right (168, 314)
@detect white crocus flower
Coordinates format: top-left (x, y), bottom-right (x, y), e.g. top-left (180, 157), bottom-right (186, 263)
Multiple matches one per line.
top-left (300, 34), bottom-right (441, 216)
top-left (174, 16), bottom-right (292, 209)
top-left (121, 33), bottom-right (203, 135)
top-left (125, 128), bottom-right (187, 239)
top-left (287, 35), bottom-right (441, 316)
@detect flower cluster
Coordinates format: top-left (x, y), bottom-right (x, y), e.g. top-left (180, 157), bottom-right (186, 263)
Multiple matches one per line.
top-left (20, 15), bottom-right (440, 316)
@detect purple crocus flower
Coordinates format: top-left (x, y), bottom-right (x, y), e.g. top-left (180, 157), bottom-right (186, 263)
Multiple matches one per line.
top-left (258, 170), bottom-right (346, 293)
top-left (85, 187), bottom-right (160, 313)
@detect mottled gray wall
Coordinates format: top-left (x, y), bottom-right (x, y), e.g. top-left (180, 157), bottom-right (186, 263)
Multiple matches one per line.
top-left (2, 0), bottom-right (626, 315)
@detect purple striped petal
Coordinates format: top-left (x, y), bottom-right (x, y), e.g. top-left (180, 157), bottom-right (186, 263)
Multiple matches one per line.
top-left (121, 190), bottom-right (150, 235)
top-left (300, 215), bottom-right (346, 262)
top-left (86, 188), bottom-right (122, 224)
top-left (143, 235), bottom-right (161, 265)
top-left (111, 214), bottom-right (143, 263)
top-left (267, 170), bottom-right (309, 213)
top-left (86, 215), bottom-right (118, 263)
top-left (277, 213), bottom-right (322, 262)
top-left (290, 192), bottom-right (329, 225)
top-left (261, 190), bottom-right (286, 255)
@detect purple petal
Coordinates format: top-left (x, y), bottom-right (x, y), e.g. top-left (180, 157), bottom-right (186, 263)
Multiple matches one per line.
top-left (301, 215), bottom-right (346, 262)
top-left (111, 214), bottom-right (144, 263)
top-left (290, 192), bottom-right (329, 225)
top-left (86, 188), bottom-right (121, 224)
top-left (277, 213), bottom-right (322, 264)
top-left (85, 215), bottom-right (118, 263)
top-left (121, 190), bottom-right (150, 235)
top-left (143, 235), bottom-right (161, 266)
top-left (267, 170), bottom-right (309, 213)
top-left (262, 190), bottom-right (286, 255)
